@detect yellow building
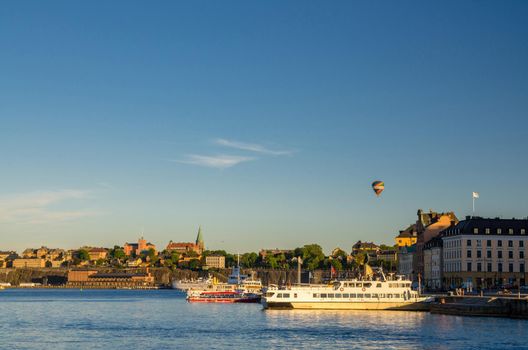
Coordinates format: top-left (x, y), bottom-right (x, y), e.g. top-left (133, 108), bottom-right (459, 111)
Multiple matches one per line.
top-left (12, 258), bottom-right (45, 268)
top-left (395, 224), bottom-right (418, 247)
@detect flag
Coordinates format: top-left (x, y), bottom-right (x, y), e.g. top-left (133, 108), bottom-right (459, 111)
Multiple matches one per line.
top-left (330, 265), bottom-right (336, 278)
top-left (472, 192), bottom-right (479, 199)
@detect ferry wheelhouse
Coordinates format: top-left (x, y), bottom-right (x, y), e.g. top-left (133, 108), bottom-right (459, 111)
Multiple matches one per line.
top-left (262, 272), bottom-right (431, 311)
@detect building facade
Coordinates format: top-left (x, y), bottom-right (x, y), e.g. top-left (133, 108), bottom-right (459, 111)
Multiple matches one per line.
top-left (423, 236), bottom-right (443, 290)
top-left (415, 209), bottom-right (458, 278)
top-left (397, 244), bottom-right (416, 281)
top-left (395, 224), bottom-right (418, 247)
top-left (166, 227), bottom-right (205, 256)
top-left (205, 255), bottom-right (226, 269)
top-left (124, 237), bottom-right (156, 256)
top-left (442, 217), bottom-right (528, 289)
top-left (12, 258), bottom-right (45, 268)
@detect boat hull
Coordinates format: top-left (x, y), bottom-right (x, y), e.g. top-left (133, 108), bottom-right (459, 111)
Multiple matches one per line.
top-left (262, 300), bottom-right (430, 311)
top-left (188, 297), bottom-right (261, 303)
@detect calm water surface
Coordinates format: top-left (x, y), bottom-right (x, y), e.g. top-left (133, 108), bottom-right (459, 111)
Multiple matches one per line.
top-left (0, 289), bottom-right (527, 349)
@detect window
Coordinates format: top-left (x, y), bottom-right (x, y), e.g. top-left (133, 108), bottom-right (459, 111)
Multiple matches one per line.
top-left (509, 228), bottom-right (514, 235)
top-left (334, 293), bottom-right (341, 298)
top-left (485, 228), bottom-right (490, 234)
top-left (477, 240), bottom-right (482, 247)
top-left (477, 263), bottom-right (482, 272)
top-left (376, 283), bottom-right (382, 288)
top-left (498, 240), bottom-right (503, 247)
top-left (364, 294), bottom-right (371, 298)
top-left (522, 229), bottom-right (526, 235)
top-left (521, 264), bottom-right (525, 273)
top-left (509, 263), bottom-right (514, 272)
top-left (477, 250), bottom-right (482, 258)
top-left (294, 293), bottom-right (297, 298)
top-left (320, 293), bottom-right (327, 298)
top-left (520, 241), bottom-right (524, 247)
top-left (357, 294), bottom-right (363, 298)
top-left (283, 293), bottom-right (290, 298)
top-left (467, 262), bottom-right (472, 271)
top-left (467, 250), bottom-right (472, 258)
top-left (498, 251), bottom-right (503, 259)
top-left (313, 294), bottom-right (319, 298)
top-left (498, 228), bottom-right (502, 234)
top-left (508, 240), bottom-right (513, 247)
top-left (498, 263), bottom-right (503, 272)
top-left (467, 239), bottom-right (472, 246)
top-left (487, 251), bottom-right (492, 259)
top-left (487, 240), bottom-right (492, 247)
top-left (371, 293), bottom-right (378, 298)
top-left (343, 293), bottom-right (350, 298)
top-left (327, 293), bottom-right (334, 298)
top-left (520, 251), bottom-right (524, 259)
top-left (509, 251), bottom-right (513, 259)
top-left (487, 263), bottom-right (492, 272)
top-left (473, 228), bottom-right (479, 234)
top-left (277, 293), bottom-right (283, 298)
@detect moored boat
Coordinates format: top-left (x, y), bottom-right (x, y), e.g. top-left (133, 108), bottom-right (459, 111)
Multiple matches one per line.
top-left (261, 269), bottom-right (432, 311)
top-left (187, 290), bottom-right (261, 303)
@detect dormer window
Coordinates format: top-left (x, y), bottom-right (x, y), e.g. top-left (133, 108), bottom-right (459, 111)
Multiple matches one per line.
top-left (473, 228), bottom-right (479, 234)
top-left (522, 229), bottom-right (526, 235)
top-left (497, 228), bottom-right (502, 235)
top-left (509, 229), bottom-right (514, 235)
top-left (485, 228), bottom-right (490, 234)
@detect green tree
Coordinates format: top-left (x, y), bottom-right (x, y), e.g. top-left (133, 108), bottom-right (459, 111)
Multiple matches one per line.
top-left (110, 246), bottom-right (126, 261)
top-left (297, 244), bottom-right (325, 270)
top-left (77, 249), bottom-right (90, 261)
top-left (266, 255), bottom-right (279, 269)
top-left (240, 252), bottom-right (258, 268)
top-left (330, 258), bottom-right (343, 271)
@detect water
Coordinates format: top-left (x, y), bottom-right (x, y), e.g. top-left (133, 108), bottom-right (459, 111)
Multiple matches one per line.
top-left (0, 289), bottom-right (527, 350)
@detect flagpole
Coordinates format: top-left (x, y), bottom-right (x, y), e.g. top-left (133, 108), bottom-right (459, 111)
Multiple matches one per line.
top-left (472, 195), bottom-right (475, 215)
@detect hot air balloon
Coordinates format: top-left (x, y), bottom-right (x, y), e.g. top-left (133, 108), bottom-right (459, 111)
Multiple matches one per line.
top-left (372, 181), bottom-right (384, 197)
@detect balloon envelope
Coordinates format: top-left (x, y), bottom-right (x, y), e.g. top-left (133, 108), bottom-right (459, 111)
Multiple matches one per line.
top-left (372, 181), bottom-right (384, 196)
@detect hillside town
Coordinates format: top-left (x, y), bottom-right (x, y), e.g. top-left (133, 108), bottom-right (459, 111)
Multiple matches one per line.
top-left (1, 210), bottom-right (528, 292)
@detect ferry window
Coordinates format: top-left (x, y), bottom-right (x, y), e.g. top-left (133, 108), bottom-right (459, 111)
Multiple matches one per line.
top-left (376, 283), bottom-right (382, 288)
top-left (277, 293), bottom-right (282, 298)
top-left (393, 294), bottom-right (400, 298)
top-left (294, 293), bottom-right (297, 298)
top-left (328, 293), bottom-right (334, 298)
top-left (349, 293), bottom-right (356, 298)
top-left (389, 283), bottom-right (395, 288)
top-left (343, 293), bottom-right (349, 298)
top-left (399, 283), bottom-right (405, 288)
top-left (363, 283), bottom-right (372, 288)
top-left (365, 294), bottom-right (371, 298)
top-left (335, 294), bottom-right (341, 298)
top-left (372, 293), bottom-right (378, 298)
top-left (313, 293), bottom-right (319, 298)
top-left (356, 283), bottom-right (362, 288)
top-left (387, 294), bottom-right (392, 298)
top-left (357, 293), bottom-right (364, 298)
top-left (283, 293), bottom-right (290, 298)
top-left (379, 294), bottom-right (385, 298)
top-left (321, 293), bottom-right (327, 298)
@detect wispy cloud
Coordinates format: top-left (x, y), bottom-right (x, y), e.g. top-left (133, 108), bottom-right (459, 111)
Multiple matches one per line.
top-left (0, 189), bottom-right (98, 224)
top-left (172, 154), bottom-right (255, 169)
top-left (214, 138), bottom-right (295, 156)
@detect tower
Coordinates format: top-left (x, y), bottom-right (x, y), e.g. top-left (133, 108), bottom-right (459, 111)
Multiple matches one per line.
top-left (196, 226), bottom-right (205, 254)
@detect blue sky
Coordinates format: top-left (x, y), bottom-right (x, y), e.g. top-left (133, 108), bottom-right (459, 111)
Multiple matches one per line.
top-left (1, 1), bottom-right (527, 253)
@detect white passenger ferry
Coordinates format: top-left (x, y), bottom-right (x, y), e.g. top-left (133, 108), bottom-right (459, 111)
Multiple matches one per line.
top-left (262, 270), bottom-right (431, 311)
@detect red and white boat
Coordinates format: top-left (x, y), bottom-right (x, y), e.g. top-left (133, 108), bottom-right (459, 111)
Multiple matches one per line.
top-left (186, 290), bottom-right (261, 303)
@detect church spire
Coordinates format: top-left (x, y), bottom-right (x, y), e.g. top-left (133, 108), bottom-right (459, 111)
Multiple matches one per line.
top-left (196, 226), bottom-right (204, 253)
